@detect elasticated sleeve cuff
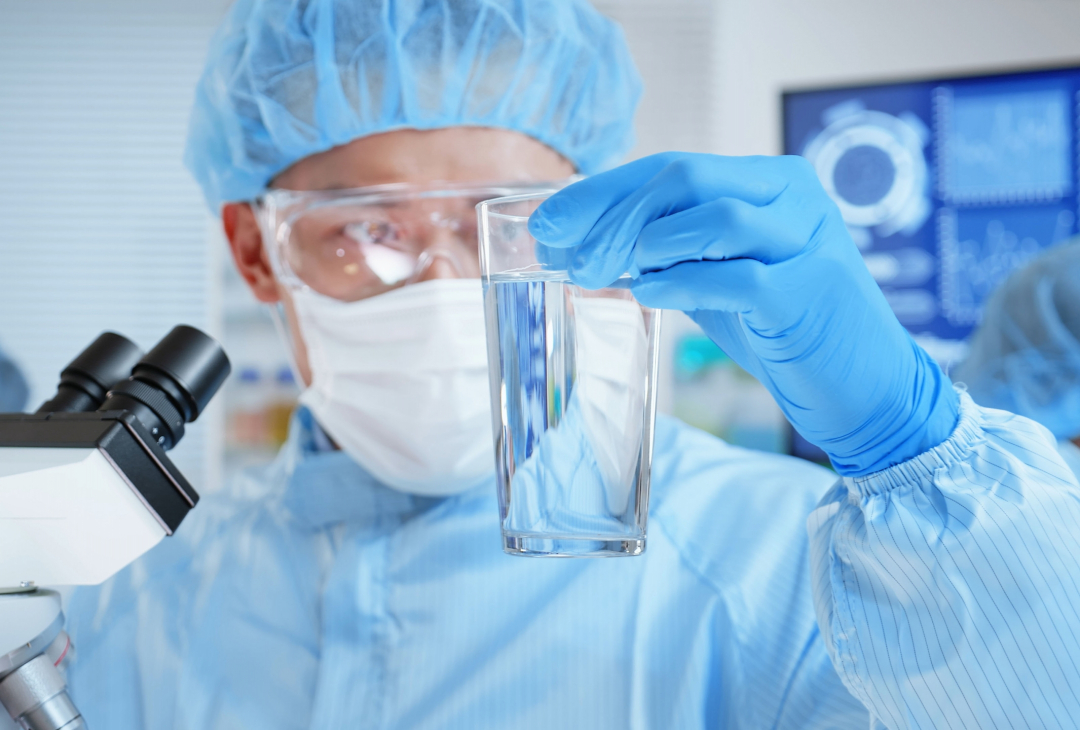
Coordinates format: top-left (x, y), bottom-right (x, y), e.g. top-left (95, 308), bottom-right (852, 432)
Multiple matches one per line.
top-left (845, 388), bottom-right (984, 500)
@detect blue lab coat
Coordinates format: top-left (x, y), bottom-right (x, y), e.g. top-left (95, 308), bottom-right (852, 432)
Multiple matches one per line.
top-left (64, 392), bottom-right (1080, 728)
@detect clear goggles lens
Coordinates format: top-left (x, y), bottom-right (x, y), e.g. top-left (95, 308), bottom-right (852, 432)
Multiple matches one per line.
top-left (257, 180), bottom-right (572, 301)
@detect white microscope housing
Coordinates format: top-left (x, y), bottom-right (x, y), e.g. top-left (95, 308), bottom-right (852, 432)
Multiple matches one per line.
top-left (0, 327), bottom-right (229, 730)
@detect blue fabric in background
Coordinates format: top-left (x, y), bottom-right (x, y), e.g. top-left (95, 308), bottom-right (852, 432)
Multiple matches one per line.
top-left (0, 342), bottom-right (29, 412)
top-left (954, 238), bottom-right (1080, 440)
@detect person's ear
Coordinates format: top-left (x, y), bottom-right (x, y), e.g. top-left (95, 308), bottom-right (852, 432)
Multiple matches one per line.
top-left (222, 203), bottom-right (280, 303)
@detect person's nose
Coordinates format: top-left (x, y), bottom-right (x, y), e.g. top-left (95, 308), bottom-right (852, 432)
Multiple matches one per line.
top-left (413, 227), bottom-right (476, 282)
top-left (415, 254), bottom-right (462, 281)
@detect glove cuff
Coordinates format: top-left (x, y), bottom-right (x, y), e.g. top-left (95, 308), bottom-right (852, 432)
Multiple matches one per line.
top-left (845, 389), bottom-right (976, 497)
top-left (832, 342), bottom-right (960, 477)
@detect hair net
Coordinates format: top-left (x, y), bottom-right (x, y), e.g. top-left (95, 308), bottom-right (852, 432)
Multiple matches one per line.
top-left (954, 239), bottom-right (1080, 440)
top-left (184, 0), bottom-right (642, 211)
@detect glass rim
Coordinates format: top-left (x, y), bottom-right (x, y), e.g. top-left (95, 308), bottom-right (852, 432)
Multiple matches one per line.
top-left (476, 190), bottom-right (559, 222)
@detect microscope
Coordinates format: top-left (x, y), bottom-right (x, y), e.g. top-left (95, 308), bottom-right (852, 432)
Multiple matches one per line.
top-left (0, 326), bottom-right (230, 730)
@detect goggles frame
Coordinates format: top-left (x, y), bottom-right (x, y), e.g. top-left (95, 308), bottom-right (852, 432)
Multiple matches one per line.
top-left (255, 179), bottom-right (576, 298)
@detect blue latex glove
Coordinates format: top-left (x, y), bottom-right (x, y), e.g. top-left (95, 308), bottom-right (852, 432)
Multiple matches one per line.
top-left (529, 153), bottom-right (958, 476)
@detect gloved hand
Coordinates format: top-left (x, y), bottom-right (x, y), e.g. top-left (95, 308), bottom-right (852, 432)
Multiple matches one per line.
top-left (529, 153), bottom-right (958, 476)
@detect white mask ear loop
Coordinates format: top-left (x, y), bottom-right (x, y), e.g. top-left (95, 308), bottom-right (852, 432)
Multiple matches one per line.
top-left (267, 300), bottom-right (308, 391)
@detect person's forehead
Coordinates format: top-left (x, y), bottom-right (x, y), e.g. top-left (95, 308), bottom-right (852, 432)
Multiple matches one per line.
top-left (270, 127), bottom-right (574, 192)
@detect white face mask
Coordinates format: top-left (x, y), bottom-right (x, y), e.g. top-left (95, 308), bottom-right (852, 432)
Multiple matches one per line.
top-left (574, 297), bottom-right (649, 506)
top-left (292, 279), bottom-right (494, 496)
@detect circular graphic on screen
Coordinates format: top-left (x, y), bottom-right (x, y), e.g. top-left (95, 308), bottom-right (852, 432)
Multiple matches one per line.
top-left (804, 110), bottom-right (928, 234)
top-left (833, 145), bottom-right (895, 206)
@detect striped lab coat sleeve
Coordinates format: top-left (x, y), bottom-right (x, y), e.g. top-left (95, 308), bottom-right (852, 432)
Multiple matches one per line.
top-left (808, 391), bottom-right (1080, 729)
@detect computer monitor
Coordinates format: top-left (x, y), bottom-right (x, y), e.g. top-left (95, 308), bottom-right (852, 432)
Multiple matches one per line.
top-left (783, 62), bottom-right (1080, 463)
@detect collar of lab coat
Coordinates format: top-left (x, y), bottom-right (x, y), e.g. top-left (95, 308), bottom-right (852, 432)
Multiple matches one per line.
top-left (278, 406), bottom-right (442, 529)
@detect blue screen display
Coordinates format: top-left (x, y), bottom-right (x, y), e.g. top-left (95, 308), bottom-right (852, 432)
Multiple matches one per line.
top-left (943, 85), bottom-right (1072, 201)
top-left (783, 64), bottom-right (1080, 462)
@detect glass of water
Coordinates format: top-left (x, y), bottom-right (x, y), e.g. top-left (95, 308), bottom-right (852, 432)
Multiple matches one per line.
top-left (477, 192), bottom-right (661, 558)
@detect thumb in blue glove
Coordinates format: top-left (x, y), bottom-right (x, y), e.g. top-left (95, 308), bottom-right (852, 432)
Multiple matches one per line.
top-left (528, 152), bottom-right (958, 476)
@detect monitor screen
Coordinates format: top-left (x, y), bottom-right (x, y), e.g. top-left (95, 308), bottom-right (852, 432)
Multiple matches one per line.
top-left (783, 63), bottom-right (1080, 463)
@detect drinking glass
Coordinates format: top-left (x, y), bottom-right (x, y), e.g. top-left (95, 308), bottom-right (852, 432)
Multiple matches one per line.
top-left (477, 192), bottom-right (661, 557)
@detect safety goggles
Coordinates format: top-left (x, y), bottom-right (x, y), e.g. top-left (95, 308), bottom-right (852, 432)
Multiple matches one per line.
top-left (256, 179), bottom-right (574, 302)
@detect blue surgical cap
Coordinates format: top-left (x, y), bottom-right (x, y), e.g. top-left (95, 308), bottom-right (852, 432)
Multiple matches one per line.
top-left (184, 0), bottom-right (642, 211)
top-left (954, 239), bottom-right (1080, 440)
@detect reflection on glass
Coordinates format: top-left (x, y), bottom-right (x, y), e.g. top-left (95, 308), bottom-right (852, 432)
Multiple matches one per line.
top-left (479, 193), bottom-right (660, 557)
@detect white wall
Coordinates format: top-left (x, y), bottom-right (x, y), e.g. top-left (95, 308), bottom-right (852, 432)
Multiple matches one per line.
top-left (0, 0), bottom-right (229, 490)
top-left (715, 0), bottom-right (1080, 156)
top-left (594, 0), bottom-right (719, 159)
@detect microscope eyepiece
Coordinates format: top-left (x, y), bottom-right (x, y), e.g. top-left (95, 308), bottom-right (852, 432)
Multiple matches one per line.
top-left (36, 332), bottom-right (144, 414)
top-left (33, 325), bottom-right (230, 451)
top-left (133, 325), bottom-right (231, 423)
top-left (100, 326), bottom-right (231, 450)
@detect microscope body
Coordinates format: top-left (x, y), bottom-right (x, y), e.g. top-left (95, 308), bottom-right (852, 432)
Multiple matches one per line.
top-left (0, 328), bottom-right (230, 730)
top-left (0, 411), bottom-right (198, 587)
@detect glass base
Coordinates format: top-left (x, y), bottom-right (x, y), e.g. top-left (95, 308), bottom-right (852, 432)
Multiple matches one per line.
top-left (502, 533), bottom-right (646, 558)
